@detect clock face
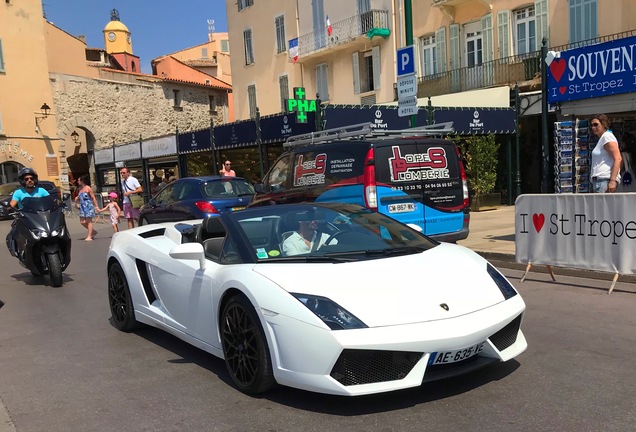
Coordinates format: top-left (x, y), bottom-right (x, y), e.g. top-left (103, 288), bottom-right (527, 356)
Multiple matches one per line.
top-left (108, 32), bottom-right (116, 42)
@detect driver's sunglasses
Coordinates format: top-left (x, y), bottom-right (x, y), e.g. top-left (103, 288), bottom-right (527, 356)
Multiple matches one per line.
top-left (23, 176), bottom-right (35, 181)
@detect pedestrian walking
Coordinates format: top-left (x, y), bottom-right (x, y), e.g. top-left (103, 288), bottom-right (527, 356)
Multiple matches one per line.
top-left (219, 160), bottom-right (236, 177)
top-left (120, 167), bottom-right (143, 229)
top-left (98, 191), bottom-right (122, 233)
top-left (75, 174), bottom-right (100, 241)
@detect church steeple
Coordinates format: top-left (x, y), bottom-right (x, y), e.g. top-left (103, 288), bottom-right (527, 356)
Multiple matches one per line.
top-left (103, 9), bottom-right (133, 55)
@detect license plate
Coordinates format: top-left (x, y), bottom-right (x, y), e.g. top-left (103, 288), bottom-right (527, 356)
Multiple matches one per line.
top-left (388, 203), bottom-right (415, 213)
top-left (427, 342), bottom-right (485, 365)
top-left (231, 206), bottom-right (246, 212)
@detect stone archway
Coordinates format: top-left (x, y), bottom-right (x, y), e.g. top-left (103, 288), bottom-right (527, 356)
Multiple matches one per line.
top-left (58, 117), bottom-right (102, 193)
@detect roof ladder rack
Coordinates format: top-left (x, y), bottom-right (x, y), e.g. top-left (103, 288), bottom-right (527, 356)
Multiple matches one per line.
top-left (284, 121), bottom-right (455, 148)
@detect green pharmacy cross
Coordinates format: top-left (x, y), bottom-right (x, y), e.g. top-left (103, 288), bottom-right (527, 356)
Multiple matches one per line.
top-left (287, 87), bottom-right (317, 123)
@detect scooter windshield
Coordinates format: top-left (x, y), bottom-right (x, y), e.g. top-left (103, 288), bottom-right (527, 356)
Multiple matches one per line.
top-left (21, 195), bottom-right (58, 212)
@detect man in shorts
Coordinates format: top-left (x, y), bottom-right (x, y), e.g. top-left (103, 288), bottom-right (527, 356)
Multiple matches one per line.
top-left (120, 167), bottom-right (142, 229)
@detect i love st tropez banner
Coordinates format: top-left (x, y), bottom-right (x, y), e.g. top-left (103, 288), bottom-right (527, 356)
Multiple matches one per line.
top-left (515, 194), bottom-right (636, 275)
top-left (546, 35), bottom-right (636, 104)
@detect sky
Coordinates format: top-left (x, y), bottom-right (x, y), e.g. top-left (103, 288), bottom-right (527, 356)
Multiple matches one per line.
top-left (43, 0), bottom-right (229, 74)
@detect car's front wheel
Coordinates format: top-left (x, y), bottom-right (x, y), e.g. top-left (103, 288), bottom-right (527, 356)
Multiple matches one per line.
top-left (221, 293), bottom-right (275, 394)
top-left (108, 262), bottom-right (139, 332)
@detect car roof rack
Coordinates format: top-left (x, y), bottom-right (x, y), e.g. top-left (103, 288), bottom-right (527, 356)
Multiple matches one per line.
top-left (284, 121), bottom-right (455, 148)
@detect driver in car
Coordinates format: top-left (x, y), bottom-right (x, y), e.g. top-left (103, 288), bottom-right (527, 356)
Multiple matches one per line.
top-left (282, 218), bottom-right (333, 256)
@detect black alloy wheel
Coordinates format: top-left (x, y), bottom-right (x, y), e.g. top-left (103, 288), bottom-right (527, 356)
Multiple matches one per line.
top-left (108, 262), bottom-right (139, 332)
top-left (221, 293), bottom-right (275, 394)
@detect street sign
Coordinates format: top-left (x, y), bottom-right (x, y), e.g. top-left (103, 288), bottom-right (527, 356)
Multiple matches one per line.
top-left (397, 73), bottom-right (417, 99)
top-left (397, 45), bottom-right (415, 77)
top-left (398, 105), bottom-right (419, 117)
top-left (398, 96), bottom-right (417, 107)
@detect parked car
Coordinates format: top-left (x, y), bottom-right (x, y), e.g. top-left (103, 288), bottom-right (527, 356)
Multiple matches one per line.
top-left (107, 202), bottom-right (527, 396)
top-left (0, 180), bottom-right (61, 219)
top-left (250, 122), bottom-right (470, 242)
top-left (138, 176), bottom-right (254, 225)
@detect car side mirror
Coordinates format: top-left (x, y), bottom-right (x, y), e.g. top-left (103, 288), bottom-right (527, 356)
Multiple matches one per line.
top-left (254, 183), bottom-right (265, 194)
top-left (169, 243), bottom-right (206, 269)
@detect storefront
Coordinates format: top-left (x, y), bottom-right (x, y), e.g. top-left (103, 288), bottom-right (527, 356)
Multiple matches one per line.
top-left (0, 138), bottom-right (61, 186)
top-left (547, 34), bottom-right (636, 193)
top-left (142, 135), bottom-right (178, 197)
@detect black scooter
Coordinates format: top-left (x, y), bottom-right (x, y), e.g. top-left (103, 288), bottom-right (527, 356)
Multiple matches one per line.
top-left (5, 195), bottom-right (72, 287)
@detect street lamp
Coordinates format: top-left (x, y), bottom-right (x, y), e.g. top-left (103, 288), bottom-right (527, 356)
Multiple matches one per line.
top-left (34, 102), bottom-right (53, 133)
top-left (71, 130), bottom-right (79, 143)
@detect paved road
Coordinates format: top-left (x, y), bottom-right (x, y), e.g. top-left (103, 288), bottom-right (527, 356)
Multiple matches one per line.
top-left (1, 216), bottom-right (635, 432)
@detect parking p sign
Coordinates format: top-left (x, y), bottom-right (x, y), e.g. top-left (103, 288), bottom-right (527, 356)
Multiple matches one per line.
top-left (397, 45), bottom-right (415, 77)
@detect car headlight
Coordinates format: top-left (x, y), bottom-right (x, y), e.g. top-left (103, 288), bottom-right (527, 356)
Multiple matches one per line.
top-left (487, 263), bottom-right (518, 299)
top-left (292, 293), bottom-right (367, 330)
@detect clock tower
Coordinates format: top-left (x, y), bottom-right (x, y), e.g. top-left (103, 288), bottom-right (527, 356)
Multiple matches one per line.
top-left (103, 9), bottom-right (140, 73)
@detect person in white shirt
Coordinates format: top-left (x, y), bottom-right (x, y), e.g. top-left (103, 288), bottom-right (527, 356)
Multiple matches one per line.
top-left (590, 114), bottom-right (622, 193)
top-left (282, 218), bottom-right (332, 256)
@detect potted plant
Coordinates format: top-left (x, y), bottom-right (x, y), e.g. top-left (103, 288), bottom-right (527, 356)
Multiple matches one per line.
top-left (458, 134), bottom-right (501, 211)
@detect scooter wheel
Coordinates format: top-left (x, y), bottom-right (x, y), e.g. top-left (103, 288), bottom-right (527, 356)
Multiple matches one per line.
top-left (47, 253), bottom-right (63, 287)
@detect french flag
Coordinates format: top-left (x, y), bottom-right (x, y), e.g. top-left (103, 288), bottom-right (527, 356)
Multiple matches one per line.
top-left (326, 15), bottom-right (332, 36)
top-left (289, 38), bottom-right (299, 63)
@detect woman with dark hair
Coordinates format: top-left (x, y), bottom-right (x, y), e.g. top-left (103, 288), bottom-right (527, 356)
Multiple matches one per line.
top-left (590, 114), bottom-right (622, 193)
top-left (75, 174), bottom-right (100, 240)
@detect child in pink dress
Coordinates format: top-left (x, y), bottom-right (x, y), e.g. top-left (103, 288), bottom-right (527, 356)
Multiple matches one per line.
top-left (98, 192), bottom-right (122, 233)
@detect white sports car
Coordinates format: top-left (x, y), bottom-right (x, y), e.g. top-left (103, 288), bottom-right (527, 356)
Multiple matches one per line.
top-left (107, 203), bottom-right (527, 396)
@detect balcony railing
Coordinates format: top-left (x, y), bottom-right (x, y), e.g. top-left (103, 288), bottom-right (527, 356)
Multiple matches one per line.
top-left (290, 9), bottom-right (389, 60)
top-left (416, 52), bottom-right (541, 98)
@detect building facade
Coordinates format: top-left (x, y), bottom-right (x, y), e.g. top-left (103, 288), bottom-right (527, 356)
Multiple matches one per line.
top-left (2, 1), bottom-right (231, 201)
top-left (225, 0), bottom-right (636, 194)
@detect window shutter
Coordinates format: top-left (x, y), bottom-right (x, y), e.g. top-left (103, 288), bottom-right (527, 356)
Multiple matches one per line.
top-left (497, 10), bottom-right (511, 58)
top-left (436, 27), bottom-right (447, 73)
top-left (535, 0), bottom-right (549, 47)
top-left (352, 52), bottom-right (360, 94)
top-left (449, 24), bottom-right (460, 70)
top-left (372, 46), bottom-right (381, 90)
top-left (316, 64), bottom-right (329, 101)
top-left (481, 13), bottom-right (493, 63)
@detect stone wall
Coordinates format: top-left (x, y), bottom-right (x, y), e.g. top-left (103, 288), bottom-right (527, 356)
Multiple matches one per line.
top-left (50, 73), bottom-right (227, 150)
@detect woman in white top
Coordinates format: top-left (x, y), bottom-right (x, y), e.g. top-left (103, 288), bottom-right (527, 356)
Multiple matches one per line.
top-left (590, 114), bottom-right (622, 193)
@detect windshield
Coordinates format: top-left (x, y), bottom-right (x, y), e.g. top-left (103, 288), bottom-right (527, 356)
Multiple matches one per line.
top-left (229, 204), bottom-right (437, 262)
top-left (21, 195), bottom-right (59, 212)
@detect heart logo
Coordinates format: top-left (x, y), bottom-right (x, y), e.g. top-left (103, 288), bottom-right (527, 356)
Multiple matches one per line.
top-left (549, 58), bottom-right (566, 82)
top-left (559, 86), bottom-right (567, 95)
top-left (532, 213), bottom-right (545, 233)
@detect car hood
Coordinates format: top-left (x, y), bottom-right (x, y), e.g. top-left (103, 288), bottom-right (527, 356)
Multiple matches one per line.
top-left (253, 243), bottom-right (509, 327)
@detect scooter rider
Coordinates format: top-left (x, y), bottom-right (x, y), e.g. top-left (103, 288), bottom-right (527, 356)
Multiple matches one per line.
top-left (7, 168), bottom-right (49, 256)
top-left (10, 168), bottom-right (49, 209)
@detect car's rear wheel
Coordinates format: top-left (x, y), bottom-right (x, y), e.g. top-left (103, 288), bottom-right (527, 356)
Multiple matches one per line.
top-left (108, 262), bottom-right (139, 332)
top-left (221, 293), bottom-right (275, 394)
top-left (138, 217), bottom-right (148, 226)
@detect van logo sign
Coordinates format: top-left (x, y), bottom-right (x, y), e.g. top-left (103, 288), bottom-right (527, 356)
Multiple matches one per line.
top-left (293, 153), bottom-right (327, 186)
top-left (388, 146), bottom-right (450, 181)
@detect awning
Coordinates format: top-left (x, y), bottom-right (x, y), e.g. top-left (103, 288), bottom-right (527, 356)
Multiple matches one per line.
top-left (383, 86), bottom-right (511, 108)
top-left (178, 128), bottom-right (211, 154)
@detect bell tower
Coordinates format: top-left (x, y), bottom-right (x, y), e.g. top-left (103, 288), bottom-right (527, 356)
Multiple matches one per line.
top-left (103, 9), bottom-right (140, 73)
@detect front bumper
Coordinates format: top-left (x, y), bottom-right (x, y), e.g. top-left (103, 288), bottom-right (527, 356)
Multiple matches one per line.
top-left (263, 295), bottom-right (526, 396)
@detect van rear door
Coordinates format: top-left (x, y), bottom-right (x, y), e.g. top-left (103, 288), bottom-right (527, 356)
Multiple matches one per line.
top-left (374, 139), bottom-right (466, 238)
